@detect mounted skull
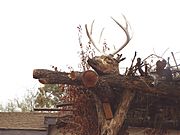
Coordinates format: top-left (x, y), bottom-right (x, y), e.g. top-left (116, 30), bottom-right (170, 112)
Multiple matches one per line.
top-left (85, 15), bottom-right (132, 75)
top-left (87, 54), bottom-right (126, 75)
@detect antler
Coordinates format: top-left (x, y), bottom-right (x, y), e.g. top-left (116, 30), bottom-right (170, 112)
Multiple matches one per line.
top-left (85, 21), bottom-right (103, 54)
top-left (85, 15), bottom-right (132, 56)
top-left (111, 15), bottom-right (132, 56)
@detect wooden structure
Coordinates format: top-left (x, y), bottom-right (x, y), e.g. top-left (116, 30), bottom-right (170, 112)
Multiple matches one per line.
top-left (0, 112), bottom-right (58, 135)
top-left (33, 16), bottom-right (180, 134)
top-left (33, 69), bottom-right (180, 133)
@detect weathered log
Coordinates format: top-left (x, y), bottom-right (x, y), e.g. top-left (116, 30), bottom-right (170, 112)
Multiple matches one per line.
top-left (33, 69), bottom-right (82, 85)
top-left (33, 69), bottom-right (180, 98)
top-left (100, 89), bottom-right (135, 135)
top-left (33, 69), bottom-right (98, 88)
top-left (33, 69), bottom-right (180, 132)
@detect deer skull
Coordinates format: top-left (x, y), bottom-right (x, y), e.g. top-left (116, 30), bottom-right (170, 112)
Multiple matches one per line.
top-left (86, 15), bottom-right (132, 75)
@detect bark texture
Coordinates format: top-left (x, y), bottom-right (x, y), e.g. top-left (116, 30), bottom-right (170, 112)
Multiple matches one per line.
top-left (100, 89), bottom-right (135, 135)
top-left (33, 69), bottom-right (180, 98)
top-left (33, 69), bottom-right (180, 134)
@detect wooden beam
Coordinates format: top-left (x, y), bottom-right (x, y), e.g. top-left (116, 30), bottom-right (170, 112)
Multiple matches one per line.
top-left (33, 69), bottom-right (82, 85)
top-left (33, 69), bottom-right (180, 98)
top-left (102, 102), bottom-right (113, 120)
top-left (100, 89), bottom-right (135, 135)
top-left (56, 103), bottom-right (74, 108)
top-left (33, 108), bottom-right (74, 111)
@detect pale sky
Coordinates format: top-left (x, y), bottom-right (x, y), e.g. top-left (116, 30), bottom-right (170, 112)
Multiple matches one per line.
top-left (0, 0), bottom-right (180, 105)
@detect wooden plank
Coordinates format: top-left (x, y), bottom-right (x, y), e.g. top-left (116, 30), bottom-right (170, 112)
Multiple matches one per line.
top-left (56, 103), bottom-right (73, 107)
top-left (102, 102), bottom-right (113, 120)
top-left (33, 108), bottom-right (74, 111)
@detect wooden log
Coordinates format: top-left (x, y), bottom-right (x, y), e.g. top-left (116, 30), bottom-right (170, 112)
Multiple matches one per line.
top-left (33, 69), bottom-right (82, 85)
top-left (81, 70), bottom-right (99, 88)
top-left (33, 69), bottom-right (99, 88)
top-left (33, 69), bottom-right (180, 98)
top-left (101, 89), bottom-right (135, 135)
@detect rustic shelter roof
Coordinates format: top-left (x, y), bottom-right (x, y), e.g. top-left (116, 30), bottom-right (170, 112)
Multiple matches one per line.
top-left (0, 112), bottom-right (58, 130)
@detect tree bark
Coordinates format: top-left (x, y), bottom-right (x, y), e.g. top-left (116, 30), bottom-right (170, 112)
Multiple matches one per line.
top-left (33, 69), bottom-right (82, 85)
top-left (100, 89), bottom-right (135, 135)
top-left (33, 69), bottom-right (180, 134)
top-left (33, 69), bottom-right (180, 98)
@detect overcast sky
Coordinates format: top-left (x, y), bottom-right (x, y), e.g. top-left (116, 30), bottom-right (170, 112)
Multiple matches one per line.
top-left (0, 0), bottom-right (180, 105)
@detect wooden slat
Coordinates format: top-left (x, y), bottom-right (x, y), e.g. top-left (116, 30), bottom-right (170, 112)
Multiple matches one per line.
top-left (102, 102), bottom-right (113, 120)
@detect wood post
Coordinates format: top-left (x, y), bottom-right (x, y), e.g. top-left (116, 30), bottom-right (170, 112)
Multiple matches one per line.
top-left (102, 102), bottom-right (113, 120)
top-left (101, 89), bottom-right (135, 135)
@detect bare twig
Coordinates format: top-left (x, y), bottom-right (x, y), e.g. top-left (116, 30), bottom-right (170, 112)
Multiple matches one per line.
top-left (171, 52), bottom-right (179, 70)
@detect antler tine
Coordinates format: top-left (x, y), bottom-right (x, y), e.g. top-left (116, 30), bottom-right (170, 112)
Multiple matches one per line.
top-left (111, 16), bottom-right (132, 56)
top-left (98, 27), bottom-right (105, 44)
top-left (122, 14), bottom-right (128, 30)
top-left (85, 21), bottom-right (102, 53)
top-left (90, 20), bottom-right (95, 35)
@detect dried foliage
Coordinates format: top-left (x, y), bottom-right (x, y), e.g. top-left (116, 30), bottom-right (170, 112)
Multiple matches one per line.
top-left (56, 25), bottom-right (100, 135)
top-left (77, 24), bottom-right (95, 71)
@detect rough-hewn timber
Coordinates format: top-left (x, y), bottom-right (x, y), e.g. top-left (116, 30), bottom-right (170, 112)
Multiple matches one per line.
top-left (33, 69), bottom-right (180, 131)
top-left (33, 69), bottom-right (180, 98)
